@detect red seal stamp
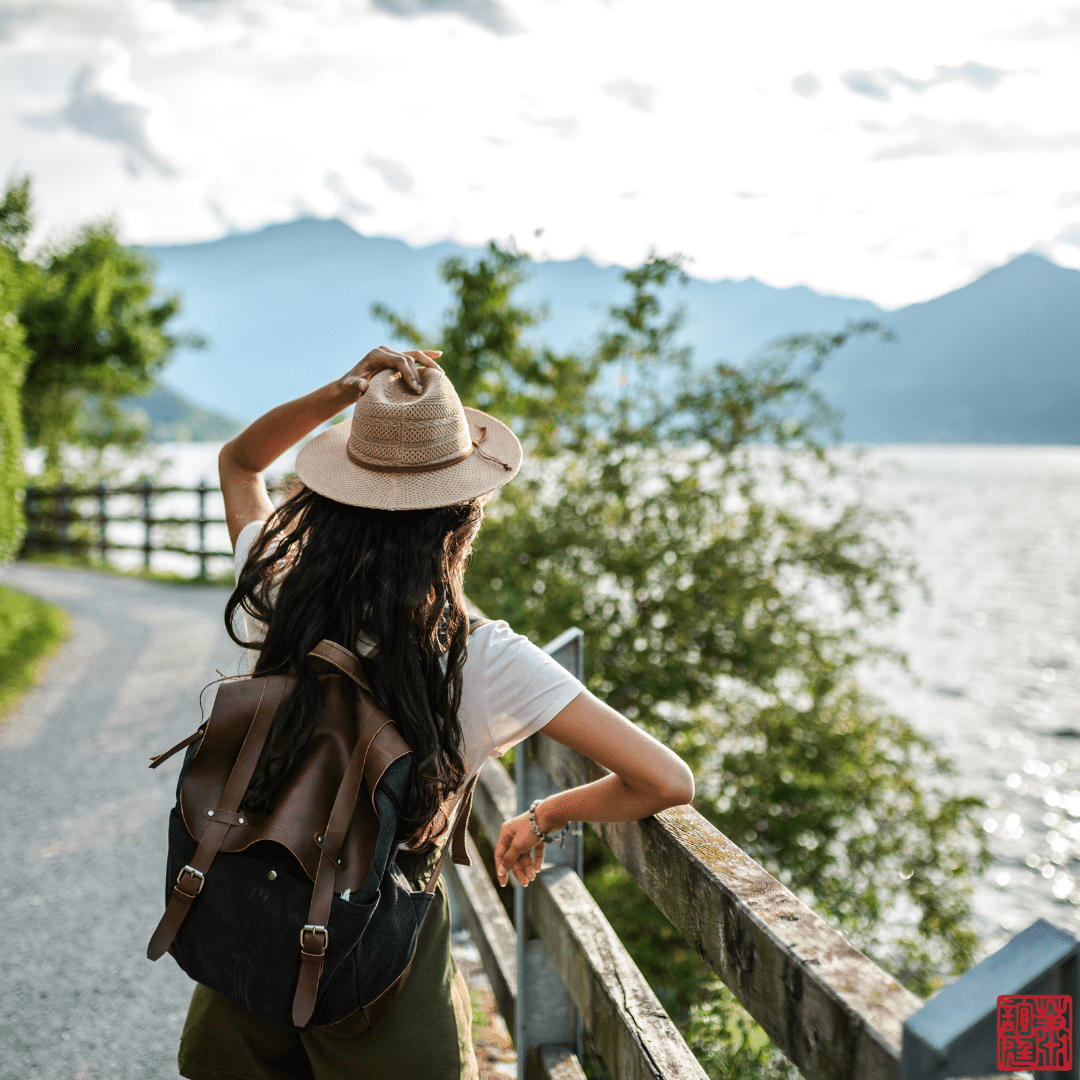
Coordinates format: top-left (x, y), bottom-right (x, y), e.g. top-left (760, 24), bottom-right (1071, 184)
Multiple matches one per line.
top-left (997, 995), bottom-right (1073, 1071)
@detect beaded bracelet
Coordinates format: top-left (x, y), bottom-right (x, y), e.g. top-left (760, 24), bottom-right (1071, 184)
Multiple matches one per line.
top-left (528, 799), bottom-right (571, 848)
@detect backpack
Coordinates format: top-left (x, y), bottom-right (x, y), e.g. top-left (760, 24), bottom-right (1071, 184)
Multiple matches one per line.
top-left (145, 638), bottom-right (477, 1036)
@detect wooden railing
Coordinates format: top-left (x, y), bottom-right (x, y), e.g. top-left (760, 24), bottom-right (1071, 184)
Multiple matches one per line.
top-left (446, 630), bottom-right (928, 1080)
top-left (22, 481), bottom-right (243, 577)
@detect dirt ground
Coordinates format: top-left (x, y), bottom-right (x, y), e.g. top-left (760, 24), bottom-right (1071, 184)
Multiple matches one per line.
top-left (451, 934), bottom-right (517, 1080)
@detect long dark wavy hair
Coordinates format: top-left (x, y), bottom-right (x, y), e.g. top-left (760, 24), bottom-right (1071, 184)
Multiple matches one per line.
top-left (224, 484), bottom-right (484, 849)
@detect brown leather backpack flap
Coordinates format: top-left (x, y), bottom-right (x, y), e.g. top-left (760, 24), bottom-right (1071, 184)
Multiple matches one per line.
top-left (180, 669), bottom-right (410, 895)
top-left (180, 674), bottom-right (295, 828)
top-left (362, 705), bottom-right (410, 817)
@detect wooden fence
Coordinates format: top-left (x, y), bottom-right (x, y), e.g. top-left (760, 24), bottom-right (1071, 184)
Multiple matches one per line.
top-left (446, 629), bottom-right (937, 1080)
top-left (22, 481), bottom-right (239, 578)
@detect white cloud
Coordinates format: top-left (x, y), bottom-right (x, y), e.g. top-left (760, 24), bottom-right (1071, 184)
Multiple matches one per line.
top-left (26, 57), bottom-right (174, 175)
top-left (791, 72), bottom-right (822, 98)
top-left (602, 78), bottom-right (659, 113)
top-left (1010, 5), bottom-right (1080, 43)
top-left (866, 117), bottom-right (1080, 159)
top-left (0, 0), bottom-right (1078, 307)
top-left (370, 0), bottom-right (520, 35)
top-left (841, 61), bottom-right (1008, 102)
top-left (366, 155), bottom-right (415, 194)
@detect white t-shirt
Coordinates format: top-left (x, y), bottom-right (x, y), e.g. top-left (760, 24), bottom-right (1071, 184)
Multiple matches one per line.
top-left (232, 520), bottom-right (584, 788)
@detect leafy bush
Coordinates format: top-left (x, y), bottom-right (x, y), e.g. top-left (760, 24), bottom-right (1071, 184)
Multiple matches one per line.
top-left (375, 243), bottom-right (990, 1076)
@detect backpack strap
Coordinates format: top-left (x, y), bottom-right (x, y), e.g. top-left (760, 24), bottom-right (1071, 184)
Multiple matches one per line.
top-left (308, 640), bottom-right (369, 687)
top-left (147, 724), bottom-right (206, 769)
top-left (290, 763), bottom-right (478, 1027)
top-left (147, 676), bottom-right (288, 961)
top-left (292, 695), bottom-right (401, 1026)
top-left (425, 771), bottom-right (479, 888)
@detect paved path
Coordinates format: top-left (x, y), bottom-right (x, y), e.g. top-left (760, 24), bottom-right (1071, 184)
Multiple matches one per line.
top-left (0, 564), bottom-right (247, 1080)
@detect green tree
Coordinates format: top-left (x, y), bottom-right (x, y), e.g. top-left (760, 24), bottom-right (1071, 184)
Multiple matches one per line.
top-left (373, 241), bottom-right (597, 453)
top-left (0, 243), bottom-right (30, 562)
top-left (1, 175), bottom-right (196, 481)
top-left (376, 244), bottom-right (990, 1077)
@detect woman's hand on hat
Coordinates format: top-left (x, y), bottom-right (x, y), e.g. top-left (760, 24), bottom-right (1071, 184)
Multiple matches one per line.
top-left (340, 346), bottom-right (443, 399)
top-left (493, 812), bottom-right (545, 888)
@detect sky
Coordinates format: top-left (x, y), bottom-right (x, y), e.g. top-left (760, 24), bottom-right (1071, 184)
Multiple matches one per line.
top-left (1, 0), bottom-right (1079, 308)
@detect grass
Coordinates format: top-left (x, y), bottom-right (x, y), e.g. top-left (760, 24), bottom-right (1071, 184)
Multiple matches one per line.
top-left (0, 582), bottom-right (69, 718)
top-left (18, 551), bottom-right (234, 588)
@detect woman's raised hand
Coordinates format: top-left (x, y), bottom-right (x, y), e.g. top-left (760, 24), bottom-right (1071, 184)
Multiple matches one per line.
top-left (494, 812), bottom-right (546, 888)
top-left (340, 346), bottom-right (443, 398)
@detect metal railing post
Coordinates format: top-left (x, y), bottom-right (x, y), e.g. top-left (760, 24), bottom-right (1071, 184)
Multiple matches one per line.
top-left (515, 627), bottom-right (585, 1080)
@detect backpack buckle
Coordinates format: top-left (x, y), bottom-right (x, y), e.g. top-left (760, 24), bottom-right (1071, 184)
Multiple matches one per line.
top-left (301, 924), bottom-right (329, 952)
top-left (176, 865), bottom-right (205, 894)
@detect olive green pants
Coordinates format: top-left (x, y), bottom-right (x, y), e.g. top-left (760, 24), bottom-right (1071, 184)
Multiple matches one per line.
top-left (177, 858), bottom-right (478, 1080)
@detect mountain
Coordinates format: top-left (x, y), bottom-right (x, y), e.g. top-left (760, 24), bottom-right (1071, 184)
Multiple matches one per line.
top-left (143, 218), bottom-right (878, 423)
top-left (122, 383), bottom-right (242, 442)
top-left (144, 218), bottom-right (1079, 443)
top-left (815, 253), bottom-right (1080, 443)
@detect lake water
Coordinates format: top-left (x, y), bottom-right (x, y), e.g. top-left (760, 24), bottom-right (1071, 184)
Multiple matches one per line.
top-left (855, 445), bottom-right (1080, 959)
top-left (46, 441), bottom-right (1080, 958)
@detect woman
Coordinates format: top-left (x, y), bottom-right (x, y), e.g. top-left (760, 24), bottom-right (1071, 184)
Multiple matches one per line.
top-left (178, 346), bottom-right (694, 1080)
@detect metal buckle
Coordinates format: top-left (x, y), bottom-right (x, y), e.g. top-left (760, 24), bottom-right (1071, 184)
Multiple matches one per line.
top-left (301, 924), bottom-right (329, 952)
top-left (177, 864), bottom-right (205, 894)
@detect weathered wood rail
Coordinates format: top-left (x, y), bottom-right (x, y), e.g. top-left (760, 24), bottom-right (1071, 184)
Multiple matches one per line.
top-left (21, 480), bottom-right (279, 577)
top-left (441, 626), bottom-right (972, 1080)
top-left (449, 736), bottom-right (929, 1080)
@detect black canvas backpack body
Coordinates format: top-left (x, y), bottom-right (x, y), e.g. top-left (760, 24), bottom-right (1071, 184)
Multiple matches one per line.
top-left (145, 638), bottom-right (477, 1037)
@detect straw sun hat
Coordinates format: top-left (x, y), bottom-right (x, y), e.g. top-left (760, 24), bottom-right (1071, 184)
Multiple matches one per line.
top-left (296, 368), bottom-right (523, 511)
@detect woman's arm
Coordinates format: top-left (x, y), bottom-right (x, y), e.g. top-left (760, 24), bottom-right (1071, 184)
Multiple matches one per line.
top-left (493, 689), bottom-right (694, 888)
top-left (219, 347), bottom-right (442, 547)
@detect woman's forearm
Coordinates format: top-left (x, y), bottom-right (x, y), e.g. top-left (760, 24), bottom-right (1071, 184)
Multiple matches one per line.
top-left (222, 379), bottom-right (353, 476)
top-left (493, 690), bottom-right (694, 887)
top-left (533, 773), bottom-right (676, 835)
top-left (219, 348), bottom-right (442, 544)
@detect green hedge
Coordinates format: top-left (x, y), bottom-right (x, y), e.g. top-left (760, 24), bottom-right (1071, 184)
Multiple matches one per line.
top-left (0, 584), bottom-right (67, 714)
top-left (0, 244), bottom-right (30, 562)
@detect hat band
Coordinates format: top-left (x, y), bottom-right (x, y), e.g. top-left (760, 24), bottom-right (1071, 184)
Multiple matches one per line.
top-left (348, 425), bottom-right (512, 475)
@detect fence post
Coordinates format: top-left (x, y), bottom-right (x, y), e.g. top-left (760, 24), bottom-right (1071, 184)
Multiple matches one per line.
top-left (141, 478), bottom-right (153, 571)
top-left (197, 479), bottom-right (208, 580)
top-left (97, 482), bottom-right (108, 563)
top-left (515, 627), bottom-right (586, 1080)
top-left (57, 483), bottom-right (70, 555)
top-left (23, 484), bottom-right (36, 554)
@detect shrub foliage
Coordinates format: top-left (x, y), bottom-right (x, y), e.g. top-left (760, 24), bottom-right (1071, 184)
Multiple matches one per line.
top-left (376, 243), bottom-right (990, 1075)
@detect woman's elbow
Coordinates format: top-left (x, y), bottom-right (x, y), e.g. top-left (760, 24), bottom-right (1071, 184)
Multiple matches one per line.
top-left (218, 441), bottom-right (236, 483)
top-left (655, 760), bottom-right (695, 810)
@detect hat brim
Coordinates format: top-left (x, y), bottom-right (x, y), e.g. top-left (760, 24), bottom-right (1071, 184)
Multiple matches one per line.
top-left (295, 407), bottom-right (523, 511)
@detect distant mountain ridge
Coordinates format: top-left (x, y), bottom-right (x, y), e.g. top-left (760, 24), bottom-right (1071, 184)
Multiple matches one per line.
top-left (816, 253), bottom-right (1079, 443)
top-left (144, 218), bottom-right (1079, 444)
top-left (123, 383), bottom-right (242, 442)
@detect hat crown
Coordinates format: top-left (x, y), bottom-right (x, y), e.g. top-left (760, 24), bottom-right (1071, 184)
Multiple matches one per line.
top-left (294, 365), bottom-right (522, 510)
top-left (347, 369), bottom-right (473, 471)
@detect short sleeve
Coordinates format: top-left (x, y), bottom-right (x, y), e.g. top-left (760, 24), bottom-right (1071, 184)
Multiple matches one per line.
top-left (234, 520), bottom-right (266, 584)
top-left (464, 620), bottom-right (585, 758)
